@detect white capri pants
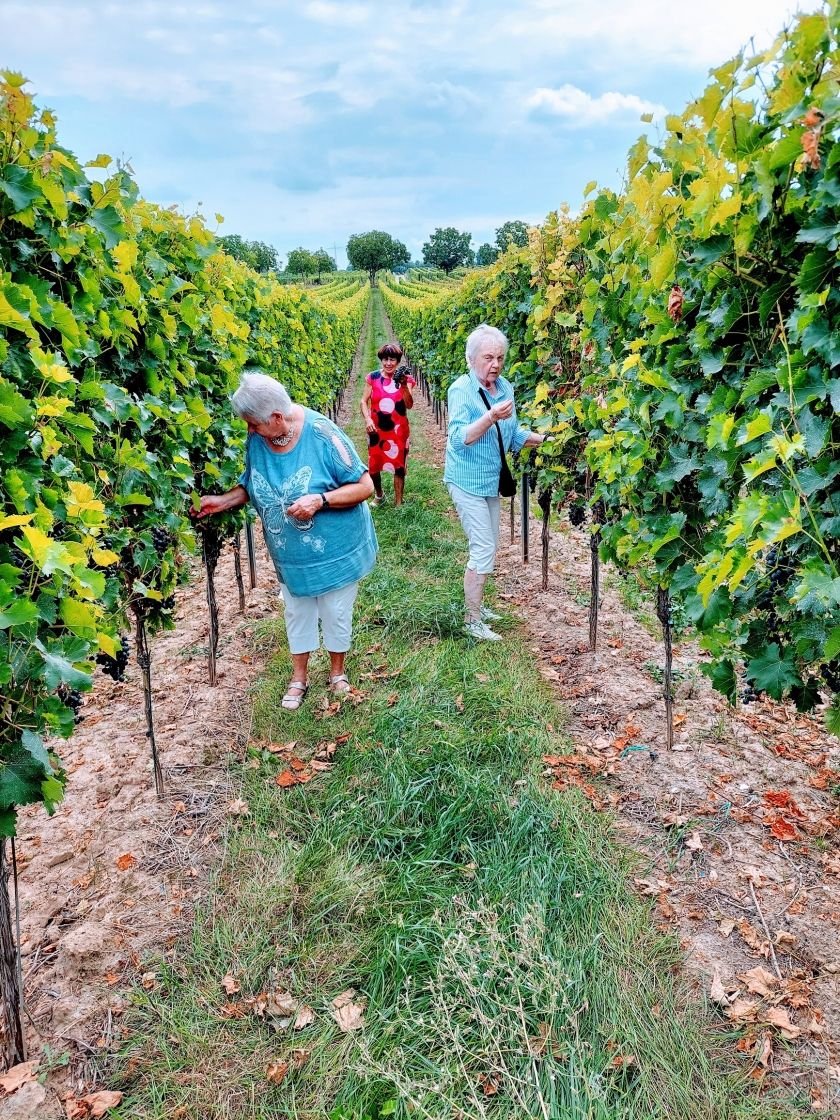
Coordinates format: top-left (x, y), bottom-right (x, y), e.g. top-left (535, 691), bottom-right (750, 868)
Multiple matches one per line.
top-left (279, 581), bottom-right (360, 655)
top-left (447, 483), bottom-right (501, 575)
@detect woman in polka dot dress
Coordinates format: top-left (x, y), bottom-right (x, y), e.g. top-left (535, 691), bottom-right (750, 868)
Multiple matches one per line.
top-left (360, 342), bottom-right (416, 506)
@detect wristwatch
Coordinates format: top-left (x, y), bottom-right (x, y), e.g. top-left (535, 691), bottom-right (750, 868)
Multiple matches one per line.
top-left (320, 493), bottom-right (330, 510)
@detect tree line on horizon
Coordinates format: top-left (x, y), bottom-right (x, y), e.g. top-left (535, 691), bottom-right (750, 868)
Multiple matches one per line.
top-left (218, 220), bottom-right (531, 282)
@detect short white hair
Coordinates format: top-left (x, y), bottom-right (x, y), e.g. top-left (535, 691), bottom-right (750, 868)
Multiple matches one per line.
top-left (465, 324), bottom-right (509, 369)
top-left (231, 370), bottom-right (293, 422)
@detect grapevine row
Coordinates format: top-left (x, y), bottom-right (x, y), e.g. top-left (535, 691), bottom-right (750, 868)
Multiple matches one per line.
top-left (382, 5), bottom-right (840, 732)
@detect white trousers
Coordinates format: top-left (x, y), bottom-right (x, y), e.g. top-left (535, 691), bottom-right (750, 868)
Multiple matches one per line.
top-left (447, 483), bottom-right (501, 575)
top-left (279, 581), bottom-right (359, 655)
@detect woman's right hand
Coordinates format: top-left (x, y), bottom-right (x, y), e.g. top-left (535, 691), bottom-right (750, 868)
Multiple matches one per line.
top-left (365, 419), bottom-right (376, 435)
top-left (490, 400), bottom-right (514, 422)
top-left (190, 494), bottom-right (227, 519)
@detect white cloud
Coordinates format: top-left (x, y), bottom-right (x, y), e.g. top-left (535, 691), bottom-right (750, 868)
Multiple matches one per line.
top-left (498, 0), bottom-right (804, 70)
top-left (303, 1), bottom-right (371, 26)
top-left (527, 84), bottom-right (666, 126)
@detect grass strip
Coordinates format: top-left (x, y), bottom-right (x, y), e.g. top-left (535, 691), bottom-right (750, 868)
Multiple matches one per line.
top-left (113, 302), bottom-right (798, 1120)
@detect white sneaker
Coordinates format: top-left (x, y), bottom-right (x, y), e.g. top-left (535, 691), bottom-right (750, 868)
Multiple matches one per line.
top-left (464, 619), bottom-right (502, 641)
top-left (480, 605), bottom-right (502, 621)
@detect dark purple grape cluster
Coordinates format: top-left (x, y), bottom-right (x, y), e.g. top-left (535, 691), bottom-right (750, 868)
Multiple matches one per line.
top-left (160, 594), bottom-right (176, 611)
top-left (568, 503), bottom-right (586, 528)
top-left (822, 661), bottom-right (840, 693)
top-left (58, 686), bottom-right (84, 721)
top-left (152, 526), bottom-right (172, 553)
top-left (767, 547), bottom-right (796, 590)
top-left (741, 686), bottom-right (759, 704)
top-left (96, 635), bottom-right (130, 681)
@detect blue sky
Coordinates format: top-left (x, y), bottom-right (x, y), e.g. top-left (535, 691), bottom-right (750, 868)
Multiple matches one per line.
top-left (3, 0), bottom-right (810, 267)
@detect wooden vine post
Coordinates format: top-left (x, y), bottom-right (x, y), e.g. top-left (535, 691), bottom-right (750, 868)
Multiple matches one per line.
top-left (0, 840), bottom-right (25, 1070)
top-left (202, 527), bottom-right (223, 687)
top-left (656, 586), bottom-right (675, 750)
top-left (132, 606), bottom-right (164, 797)
top-left (538, 488), bottom-right (553, 591)
top-left (232, 532), bottom-right (246, 612)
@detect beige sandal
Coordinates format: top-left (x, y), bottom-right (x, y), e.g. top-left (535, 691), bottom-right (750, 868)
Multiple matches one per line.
top-left (281, 681), bottom-right (309, 711)
top-left (329, 674), bottom-right (351, 695)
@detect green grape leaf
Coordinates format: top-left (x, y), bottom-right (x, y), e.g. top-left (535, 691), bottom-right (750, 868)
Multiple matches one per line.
top-left (746, 644), bottom-right (800, 699)
top-left (0, 598), bottom-right (39, 628)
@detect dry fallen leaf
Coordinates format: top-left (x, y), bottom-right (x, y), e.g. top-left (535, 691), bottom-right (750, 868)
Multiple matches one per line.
top-left (610, 1053), bottom-right (636, 1069)
top-left (709, 966), bottom-right (729, 1005)
top-left (455, 694), bottom-right (464, 713)
top-left (740, 966), bottom-right (778, 997)
top-left (221, 974), bottom-right (240, 996)
top-left (685, 831), bottom-right (704, 851)
top-left (141, 972), bottom-right (157, 991)
top-left (738, 919), bottom-right (770, 957)
top-left (115, 853), bottom-right (137, 871)
top-left (728, 999), bottom-right (760, 1024)
top-left (765, 1007), bottom-right (802, 1040)
top-left (276, 770), bottom-right (297, 788)
top-left (0, 1060), bottom-right (37, 1094)
top-left (266, 991), bottom-right (298, 1028)
top-left (667, 284), bottom-right (684, 322)
top-left (719, 918), bottom-right (736, 938)
top-left (294, 1004), bottom-right (315, 1030)
top-left (477, 1072), bottom-right (500, 1097)
top-left (756, 1032), bottom-right (773, 1069)
top-left (331, 988), bottom-right (366, 1032)
top-left (767, 815), bottom-right (799, 842)
top-left (266, 1060), bottom-right (289, 1085)
top-left (226, 799), bottom-right (250, 816)
top-left (291, 1047), bottom-right (311, 1069)
top-left (66, 1091), bottom-right (125, 1119)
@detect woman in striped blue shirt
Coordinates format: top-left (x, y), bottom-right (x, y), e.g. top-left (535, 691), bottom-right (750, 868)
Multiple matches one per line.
top-left (444, 324), bottom-right (545, 640)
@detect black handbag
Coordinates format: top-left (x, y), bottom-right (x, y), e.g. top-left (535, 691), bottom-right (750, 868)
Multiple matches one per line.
top-left (478, 387), bottom-right (517, 498)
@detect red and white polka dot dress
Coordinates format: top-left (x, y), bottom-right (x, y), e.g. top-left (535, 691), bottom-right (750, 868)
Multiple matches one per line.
top-left (365, 369), bottom-right (416, 476)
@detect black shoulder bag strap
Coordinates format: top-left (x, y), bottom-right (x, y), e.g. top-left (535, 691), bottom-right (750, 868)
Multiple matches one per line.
top-left (477, 386), bottom-right (506, 460)
top-left (477, 386), bottom-right (517, 497)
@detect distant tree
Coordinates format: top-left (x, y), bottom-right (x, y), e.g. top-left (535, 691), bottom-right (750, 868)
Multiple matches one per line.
top-left (218, 234), bottom-right (249, 263)
top-left (495, 220), bottom-right (529, 253)
top-left (249, 240), bottom-right (280, 273)
top-left (286, 247), bottom-right (317, 277)
top-left (346, 230), bottom-right (410, 285)
top-left (218, 234), bottom-right (279, 273)
top-left (422, 227), bottom-right (474, 274)
top-left (313, 249), bottom-right (337, 279)
top-left (476, 243), bottom-right (499, 267)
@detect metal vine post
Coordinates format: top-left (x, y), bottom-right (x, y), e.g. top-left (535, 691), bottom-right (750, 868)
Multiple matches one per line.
top-left (656, 586), bottom-right (675, 751)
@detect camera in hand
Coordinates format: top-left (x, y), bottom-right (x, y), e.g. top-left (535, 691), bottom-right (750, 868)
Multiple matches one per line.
top-left (394, 365), bottom-right (410, 386)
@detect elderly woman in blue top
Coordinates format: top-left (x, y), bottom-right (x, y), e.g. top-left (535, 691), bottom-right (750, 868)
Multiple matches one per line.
top-left (192, 371), bottom-right (377, 709)
top-left (444, 324), bottom-right (545, 641)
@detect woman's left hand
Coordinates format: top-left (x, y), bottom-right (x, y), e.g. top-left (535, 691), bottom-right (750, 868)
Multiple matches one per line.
top-left (287, 493), bottom-right (324, 520)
